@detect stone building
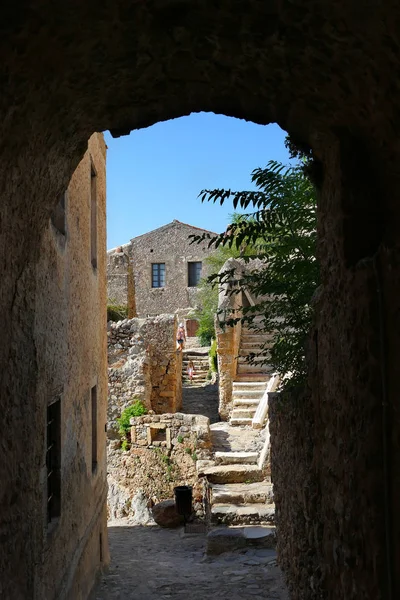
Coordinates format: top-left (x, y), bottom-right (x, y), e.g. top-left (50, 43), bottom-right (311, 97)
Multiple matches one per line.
top-left (107, 220), bottom-right (217, 320)
top-left (3, 5), bottom-right (400, 600)
top-left (4, 132), bottom-right (109, 600)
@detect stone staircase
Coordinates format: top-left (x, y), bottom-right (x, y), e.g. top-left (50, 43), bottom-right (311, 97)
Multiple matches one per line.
top-left (198, 421), bottom-right (275, 532)
top-left (237, 322), bottom-right (273, 377)
top-left (230, 380), bottom-right (268, 426)
top-left (182, 346), bottom-right (210, 386)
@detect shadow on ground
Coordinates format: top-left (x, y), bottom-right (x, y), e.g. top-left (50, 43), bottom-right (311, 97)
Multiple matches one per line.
top-left (93, 523), bottom-right (288, 600)
top-left (182, 382), bottom-right (220, 423)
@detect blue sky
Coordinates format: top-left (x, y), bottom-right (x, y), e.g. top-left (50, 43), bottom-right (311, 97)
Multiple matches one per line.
top-left (105, 113), bottom-right (290, 250)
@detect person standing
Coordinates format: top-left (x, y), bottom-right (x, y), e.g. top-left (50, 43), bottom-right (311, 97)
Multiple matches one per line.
top-left (176, 322), bottom-right (186, 352)
top-left (187, 360), bottom-right (195, 384)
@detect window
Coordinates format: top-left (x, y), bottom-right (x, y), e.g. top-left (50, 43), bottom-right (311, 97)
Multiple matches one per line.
top-left (152, 263), bottom-right (165, 288)
top-left (188, 261), bottom-right (202, 287)
top-left (91, 385), bottom-right (98, 473)
top-left (46, 399), bottom-right (61, 525)
top-left (51, 192), bottom-right (66, 236)
top-left (90, 162), bottom-right (97, 269)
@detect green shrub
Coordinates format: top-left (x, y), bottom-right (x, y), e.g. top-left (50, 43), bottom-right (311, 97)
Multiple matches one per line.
top-left (177, 435), bottom-right (184, 443)
top-left (107, 304), bottom-right (128, 322)
top-left (117, 400), bottom-right (147, 437)
top-left (121, 439), bottom-right (130, 452)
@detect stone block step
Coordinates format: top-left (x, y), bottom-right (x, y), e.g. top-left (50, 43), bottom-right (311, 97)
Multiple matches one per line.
top-left (241, 333), bottom-right (272, 341)
top-left (237, 364), bottom-right (272, 374)
top-left (211, 503), bottom-right (275, 525)
top-left (230, 417), bottom-right (253, 426)
top-left (234, 374), bottom-right (270, 382)
top-left (232, 398), bottom-right (260, 407)
top-left (214, 451), bottom-right (258, 465)
top-left (201, 464), bottom-right (264, 484)
top-left (232, 388), bottom-right (266, 398)
top-left (238, 355), bottom-right (267, 365)
top-left (231, 409), bottom-right (256, 420)
top-left (211, 481), bottom-right (273, 504)
top-left (206, 525), bottom-right (276, 555)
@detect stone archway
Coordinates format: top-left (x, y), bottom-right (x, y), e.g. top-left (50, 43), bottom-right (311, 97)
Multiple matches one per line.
top-left (1, 2), bottom-right (400, 599)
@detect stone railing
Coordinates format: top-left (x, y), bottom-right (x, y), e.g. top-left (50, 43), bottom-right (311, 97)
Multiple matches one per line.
top-left (252, 373), bottom-right (280, 429)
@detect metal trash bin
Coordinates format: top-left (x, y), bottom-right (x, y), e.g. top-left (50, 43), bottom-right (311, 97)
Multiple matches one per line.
top-left (174, 485), bottom-right (193, 519)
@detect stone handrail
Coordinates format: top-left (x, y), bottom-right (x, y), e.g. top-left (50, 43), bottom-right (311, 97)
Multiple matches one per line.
top-left (252, 373), bottom-right (280, 430)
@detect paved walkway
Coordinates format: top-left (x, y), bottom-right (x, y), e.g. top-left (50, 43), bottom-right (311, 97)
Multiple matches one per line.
top-left (93, 522), bottom-right (288, 600)
top-left (182, 382), bottom-right (220, 424)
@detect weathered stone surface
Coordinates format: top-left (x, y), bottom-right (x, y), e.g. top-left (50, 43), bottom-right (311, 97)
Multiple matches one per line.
top-left (108, 314), bottom-right (182, 426)
top-left (94, 524), bottom-right (287, 599)
top-left (152, 499), bottom-right (184, 528)
top-left (2, 4), bottom-right (400, 599)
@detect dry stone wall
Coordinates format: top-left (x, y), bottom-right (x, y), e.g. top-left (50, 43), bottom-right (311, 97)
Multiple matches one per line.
top-left (107, 315), bottom-right (182, 437)
top-left (107, 413), bottom-right (212, 523)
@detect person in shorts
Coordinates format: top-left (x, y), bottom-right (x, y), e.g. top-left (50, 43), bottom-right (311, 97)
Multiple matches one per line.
top-left (176, 322), bottom-right (186, 352)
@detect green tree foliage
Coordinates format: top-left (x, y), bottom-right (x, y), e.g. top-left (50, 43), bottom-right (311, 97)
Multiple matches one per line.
top-left (192, 160), bottom-right (318, 386)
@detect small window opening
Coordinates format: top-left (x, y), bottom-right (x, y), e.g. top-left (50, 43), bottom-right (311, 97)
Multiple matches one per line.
top-left (51, 192), bottom-right (66, 236)
top-left (188, 261), bottom-right (202, 287)
top-left (90, 162), bottom-right (97, 269)
top-left (91, 385), bottom-right (98, 473)
top-left (46, 399), bottom-right (61, 525)
top-left (152, 263), bottom-right (165, 288)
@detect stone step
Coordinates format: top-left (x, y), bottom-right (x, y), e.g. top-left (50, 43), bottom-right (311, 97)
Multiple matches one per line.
top-left (206, 525), bottom-right (276, 555)
top-left (232, 388), bottom-right (266, 398)
top-left (234, 374), bottom-right (270, 382)
top-left (241, 333), bottom-right (272, 340)
top-left (238, 356), bottom-right (267, 363)
top-left (211, 503), bottom-right (275, 525)
top-left (232, 398), bottom-right (260, 407)
top-left (201, 464), bottom-right (264, 484)
top-left (214, 451), bottom-right (258, 465)
top-left (239, 348), bottom-right (271, 356)
top-left (237, 364), bottom-right (272, 374)
top-left (230, 417), bottom-right (253, 426)
top-left (231, 408), bottom-right (256, 420)
top-left (211, 481), bottom-right (273, 504)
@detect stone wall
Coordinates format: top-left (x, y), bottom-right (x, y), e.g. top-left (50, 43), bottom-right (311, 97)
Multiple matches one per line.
top-left (269, 390), bottom-right (321, 599)
top-left (2, 4), bottom-right (400, 599)
top-left (31, 133), bottom-right (109, 600)
top-left (107, 220), bottom-right (217, 317)
top-left (107, 413), bottom-right (212, 522)
top-left (107, 246), bottom-right (136, 317)
top-left (216, 258), bottom-right (245, 419)
top-left (107, 315), bottom-right (182, 436)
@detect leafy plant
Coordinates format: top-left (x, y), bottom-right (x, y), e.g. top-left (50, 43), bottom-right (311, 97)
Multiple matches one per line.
top-left (107, 303), bottom-right (128, 322)
top-left (193, 158), bottom-right (318, 387)
top-left (177, 435), bottom-right (184, 443)
top-left (121, 439), bottom-right (130, 452)
top-left (117, 400), bottom-right (147, 437)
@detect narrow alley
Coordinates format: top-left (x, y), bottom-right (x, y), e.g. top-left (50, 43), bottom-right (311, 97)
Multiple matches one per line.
top-left (93, 522), bottom-right (288, 600)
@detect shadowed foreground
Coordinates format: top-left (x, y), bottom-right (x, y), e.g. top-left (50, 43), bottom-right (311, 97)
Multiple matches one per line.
top-left (93, 523), bottom-right (288, 600)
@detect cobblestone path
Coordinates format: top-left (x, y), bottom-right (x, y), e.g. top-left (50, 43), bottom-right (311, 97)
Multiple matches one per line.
top-left (182, 382), bottom-right (220, 424)
top-left (93, 522), bottom-right (288, 600)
